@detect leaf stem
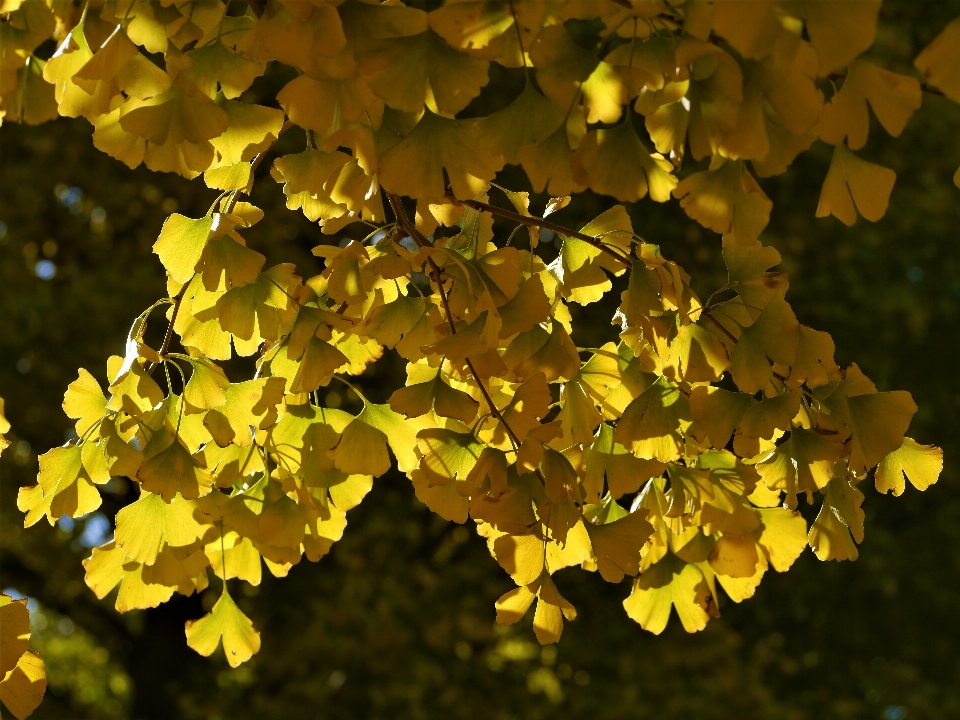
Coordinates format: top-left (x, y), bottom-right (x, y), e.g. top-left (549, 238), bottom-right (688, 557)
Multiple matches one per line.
top-left (147, 276), bottom-right (193, 376)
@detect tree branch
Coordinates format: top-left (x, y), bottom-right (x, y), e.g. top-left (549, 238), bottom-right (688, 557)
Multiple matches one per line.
top-left (453, 197), bottom-right (634, 269)
top-left (386, 193), bottom-right (527, 451)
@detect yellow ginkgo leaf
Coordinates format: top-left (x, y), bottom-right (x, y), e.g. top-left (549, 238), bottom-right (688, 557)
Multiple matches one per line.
top-left (0, 597), bottom-right (30, 678)
top-left (209, 99), bottom-right (285, 168)
top-left (182, 356), bottom-right (229, 410)
top-left (185, 589), bottom-right (261, 668)
top-left (783, 325), bottom-right (839, 390)
top-left (494, 584), bottom-right (536, 625)
top-left (82, 542), bottom-right (126, 600)
top-left (203, 377), bottom-right (286, 447)
top-left (495, 572), bottom-right (577, 645)
top-left (571, 120), bottom-right (677, 203)
top-left (237, 2), bottom-right (345, 71)
top-left (808, 474), bottom-right (864, 562)
top-left (184, 40), bottom-right (265, 100)
top-left (818, 60), bottom-right (922, 150)
top-left (91, 107), bottom-right (147, 169)
top-left (153, 213), bottom-right (213, 285)
top-left (615, 375), bottom-right (691, 463)
top-left (493, 533), bottom-right (544, 586)
top-left (689, 386), bottom-right (756, 450)
top-left (3, 55), bottom-right (58, 125)
top-left (379, 110), bottom-right (503, 200)
top-left (528, 25), bottom-right (597, 111)
top-left (517, 121), bottom-right (585, 197)
top-left (428, 0), bottom-right (518, 51)
top-left (756, 427), bottom-right (843, 508)
top-left (710, 0), bottom-right (783, 60)
top-left (511, 319), bottom-right (580, 384)
top-left (728, 295), bottom-right (800, 394)
top-left (358, 30), bottom-right (489, 116)
top-left (357, 402), bottom-right (426, 473)
top-left (330, 414), bottom-right (391, 478)
top-left (673, 158), bottom-right (772, 244)
top-left (360, 297), bottom-right (427, 348)
top-left (216, 264), bottom-right (301, 352)
top-left (35, 444), bottom-right (99, 514)
top-left (914, 17), bottom-right (960, 103)
top-left (140, 542), bottom-right (210, 589)
top-left (757, 507), bottom-right (809, 572)
top-left (115, 491), bottom-right (206, 565)
top-left (623, 554), bottom-right (714, 635)
top-left (200, 232), bottom-right (265, 292)
top-left (800, 0), bottom-right (881, 75)
top-left (584, 423), bottom-right (665, 502)
top-left (390, 371), bottom-right (479, 424)
top-left (416, 428), bottom-right (484, 486)
top-left (119, 84), bottom-right (228, 146)
top-left (475, 79), bottom-right (563, 165)
top-left (874, 437), bottom-right (942, 497)
top-left (411, 468), bottom-right (471, 523)
top-left (722, 236), bottom-right (787, 313)
top-left (816, 143), bottom-right (896, 226)
top-left (0, 650), bottom-right (46, 720)
top-left (273, 151), bottom-right (349, 222)
top-left (0, 399), bottom-right (8, 455)
top-left (584, 510), bottom-right (654, 583)
top-left (817, 364), bottom-right (918, 476)
top-left (277, 74), bottom-right (381, 136)
top-left (137, 433), bottom-right (214, 502)
top-left (531, 574), bottom-right (577, 645)
top-left (733, 390), bottom-right (801, 457)
top-left (62, 368), bottom-right (107, 438)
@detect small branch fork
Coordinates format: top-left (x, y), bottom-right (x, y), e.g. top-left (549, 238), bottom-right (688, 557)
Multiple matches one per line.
top-left (386, 193), bottom-right (528, 452)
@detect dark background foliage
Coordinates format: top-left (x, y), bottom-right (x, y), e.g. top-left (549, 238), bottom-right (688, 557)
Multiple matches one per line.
top-left (2, 2), bottom-right (959, 718)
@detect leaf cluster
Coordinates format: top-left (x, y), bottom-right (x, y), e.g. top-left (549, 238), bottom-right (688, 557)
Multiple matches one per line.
top-left (1, 0), bottom-right (955, 677)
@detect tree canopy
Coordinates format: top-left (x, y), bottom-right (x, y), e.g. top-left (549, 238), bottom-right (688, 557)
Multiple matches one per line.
top-left (1, 0), bottom-right (958, 716)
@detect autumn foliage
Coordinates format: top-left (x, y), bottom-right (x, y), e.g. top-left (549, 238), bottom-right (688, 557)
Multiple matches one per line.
top-left (1, 0), bottom-right (958, 706)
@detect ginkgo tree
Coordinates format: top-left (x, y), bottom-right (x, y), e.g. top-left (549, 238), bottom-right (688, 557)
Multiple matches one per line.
top-left (0, 0), bottom-right (956, 688)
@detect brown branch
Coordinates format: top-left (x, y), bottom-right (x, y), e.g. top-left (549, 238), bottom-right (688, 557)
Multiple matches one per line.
top-left (703, 311), bottom-right (739, 345)
top-left (454, 197), bottom-right (634, 269)
top-left (386, 193), bottom-right (527, 451)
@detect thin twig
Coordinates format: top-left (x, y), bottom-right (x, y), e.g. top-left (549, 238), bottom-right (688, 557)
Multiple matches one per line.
top-left (703, 311), bottom-right (738, 345)
top-left (454, 197), bottom-right (634, 269)
top-left (147, 280), bottom-right (191, 375)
